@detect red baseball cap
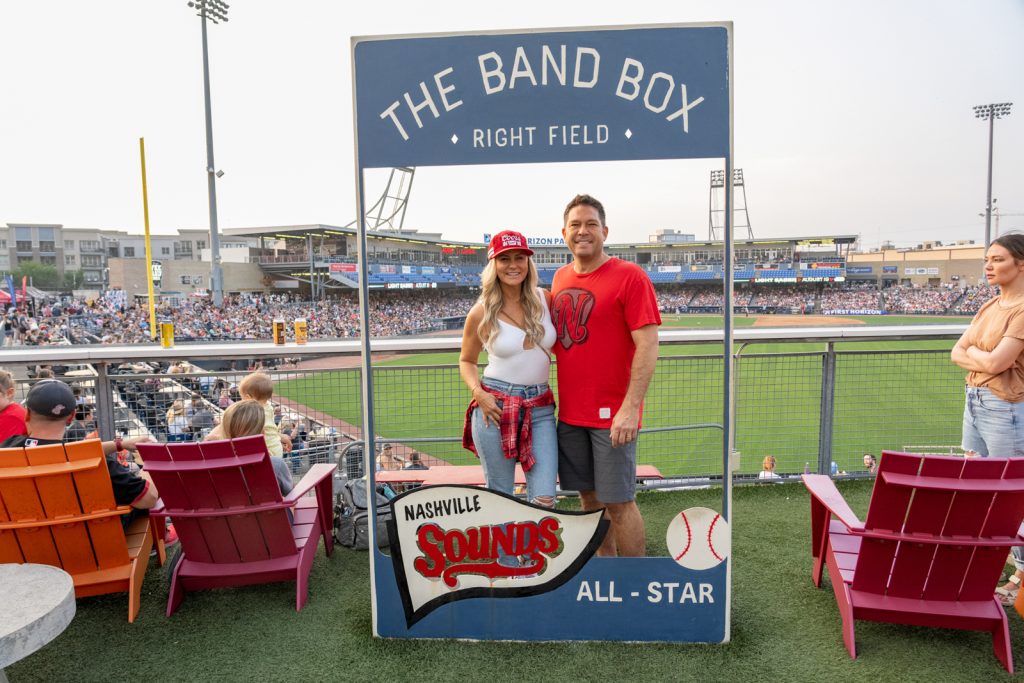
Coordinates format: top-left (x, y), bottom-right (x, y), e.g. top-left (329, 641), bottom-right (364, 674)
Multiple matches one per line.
top-left (487, 230), bottom-right (534, 260)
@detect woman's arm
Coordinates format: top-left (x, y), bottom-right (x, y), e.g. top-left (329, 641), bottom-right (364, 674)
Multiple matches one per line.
top-left (951, 328), bottom-right (986, 372)
top-left (459, 304), bottom-right (500, 427)
top-left (965, 336), bottom-right (1024, 375)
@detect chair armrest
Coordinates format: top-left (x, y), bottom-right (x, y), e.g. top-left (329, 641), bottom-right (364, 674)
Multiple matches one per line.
top-left (802, 474), bottom-right (863, 531)
top-left (0, 505), bottom-right (131, 530)
top-left (283, 464), bottom-right (336, 504)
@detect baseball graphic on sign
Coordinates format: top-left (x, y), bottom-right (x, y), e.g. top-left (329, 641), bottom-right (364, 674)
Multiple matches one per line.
top-left (667, 507), bottom-right (730, 570)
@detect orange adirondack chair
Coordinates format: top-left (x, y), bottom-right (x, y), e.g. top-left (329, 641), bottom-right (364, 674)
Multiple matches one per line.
top-left (803, 451), bottom-right (1024, 673)
top-left (0, 439), bottom-right (166, 623)
top-left (137, 435), bottom-right (335, 616)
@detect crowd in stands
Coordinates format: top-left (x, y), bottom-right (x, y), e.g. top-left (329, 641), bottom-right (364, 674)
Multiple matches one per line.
top-left (58, 290), bottom-right (479, 345)
top-left (820, 285), bottom-right (881, 312)
top-left (951, 285), bottom-right (997, 315)
top-left (1, 281), bottom-right (1009, 349)
top-left (883, 284), bottom-right (962, 314)
top-left (751, 287), bottom-right (816, 311)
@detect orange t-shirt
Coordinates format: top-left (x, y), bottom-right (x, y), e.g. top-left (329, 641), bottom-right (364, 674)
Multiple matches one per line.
top-left (965, 297), bottom-right (1024, 402)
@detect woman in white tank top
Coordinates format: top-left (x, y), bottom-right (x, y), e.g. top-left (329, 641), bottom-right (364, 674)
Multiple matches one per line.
top-left (460, 231), bottom-right (558, 524)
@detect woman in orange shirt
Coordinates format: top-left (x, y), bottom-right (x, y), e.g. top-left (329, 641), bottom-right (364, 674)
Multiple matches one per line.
top-left (951, 233), bottom-right (1024, 604)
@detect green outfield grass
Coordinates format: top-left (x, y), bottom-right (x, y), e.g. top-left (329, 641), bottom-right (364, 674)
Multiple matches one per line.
top-left (276, 317), bottom-right (966, 480)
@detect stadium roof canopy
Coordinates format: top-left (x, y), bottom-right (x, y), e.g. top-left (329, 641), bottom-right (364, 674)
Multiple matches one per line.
top-left (224, 223), bottom-right (858, 251)
top-left (224, 224), bottom-right (484, 249)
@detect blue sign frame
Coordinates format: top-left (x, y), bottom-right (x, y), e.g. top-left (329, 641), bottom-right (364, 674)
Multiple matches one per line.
top-left (350, 22), bottom-right (735, 644)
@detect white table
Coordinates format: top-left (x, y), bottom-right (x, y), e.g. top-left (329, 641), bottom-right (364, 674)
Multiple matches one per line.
top-left (0, 564), bottom-right (76, 681)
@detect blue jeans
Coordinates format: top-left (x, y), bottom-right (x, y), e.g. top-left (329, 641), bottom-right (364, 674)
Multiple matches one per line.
top-left (471, 377), bottom-right (557, 503)
top-left (961, 386), bottom-right (1024, 571)
top-left (961, 386), bottom-right (1024, 458)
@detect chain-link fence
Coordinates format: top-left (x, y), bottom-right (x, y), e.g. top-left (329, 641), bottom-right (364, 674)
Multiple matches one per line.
top-left (2, 330), bottom-right (967, 486)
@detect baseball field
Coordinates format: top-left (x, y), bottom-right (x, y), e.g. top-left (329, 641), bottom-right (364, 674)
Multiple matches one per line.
top-left (275, 314), bottom-right (968, 478)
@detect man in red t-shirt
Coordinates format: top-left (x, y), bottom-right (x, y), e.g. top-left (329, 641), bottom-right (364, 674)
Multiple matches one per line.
top-left (551, 194), bottom-right (661, 557)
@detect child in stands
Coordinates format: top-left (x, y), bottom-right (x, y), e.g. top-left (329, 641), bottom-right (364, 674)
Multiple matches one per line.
top-left (0, 369), bottom-right (27, 441)
top-left (237, 372), bottom-right (283, 458)
top-left (205, 399), bottom-right (292, 496)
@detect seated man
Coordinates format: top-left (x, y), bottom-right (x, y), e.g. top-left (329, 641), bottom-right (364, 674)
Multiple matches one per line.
top-left (404, 452), bottom-right (429, 470)
top-left (0, 379), bottom-right (160, 527)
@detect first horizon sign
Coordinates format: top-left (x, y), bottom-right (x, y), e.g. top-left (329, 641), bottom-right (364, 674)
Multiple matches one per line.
top-left (353, 25), bottom-right (729, 168)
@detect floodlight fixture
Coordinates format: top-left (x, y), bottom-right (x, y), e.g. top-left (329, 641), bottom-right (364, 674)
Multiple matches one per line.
top-left (186, 0), bottom-right (230, 306)
top-left (974, 102), bottom-right (1014, 249)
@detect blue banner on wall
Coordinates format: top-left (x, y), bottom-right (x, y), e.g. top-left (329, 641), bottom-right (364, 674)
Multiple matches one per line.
top-left (354, 25), bottom-right (729, 168)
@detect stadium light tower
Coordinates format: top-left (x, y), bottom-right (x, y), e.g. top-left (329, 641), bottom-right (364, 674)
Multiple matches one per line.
top-left (973, 102), bottom-right (1013, 250)
top-left (187, 0), bottom-right (229, 307)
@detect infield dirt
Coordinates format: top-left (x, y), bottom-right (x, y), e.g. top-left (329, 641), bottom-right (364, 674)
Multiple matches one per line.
top-left (752, 314), bottom-right (864, 327)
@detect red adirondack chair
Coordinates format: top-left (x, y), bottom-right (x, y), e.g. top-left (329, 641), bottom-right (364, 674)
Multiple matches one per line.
top-left (803, 451), bottom-right (1024, 673)
top-left (0, 439), bottom-right (166, 623)
top-left (137, 435), bottom-right (335, 616)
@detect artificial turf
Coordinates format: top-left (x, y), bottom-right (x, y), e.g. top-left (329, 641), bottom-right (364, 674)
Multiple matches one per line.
top-left (12, 480), bottom-right (1023, 681)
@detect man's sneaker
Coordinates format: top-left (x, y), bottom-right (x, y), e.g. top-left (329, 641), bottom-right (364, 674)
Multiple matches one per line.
top-left (152, 522), bottom-right (180, 557)
top-left (164, 522), bottom-right (180, 548)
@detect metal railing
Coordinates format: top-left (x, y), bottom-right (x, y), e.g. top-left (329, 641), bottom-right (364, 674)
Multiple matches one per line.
top-left (1, 324), bottom-right (967, 486)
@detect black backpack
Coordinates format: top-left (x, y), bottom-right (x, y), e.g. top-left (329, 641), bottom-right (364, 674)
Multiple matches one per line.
top-left (334, 478), bottom-right (391, 550)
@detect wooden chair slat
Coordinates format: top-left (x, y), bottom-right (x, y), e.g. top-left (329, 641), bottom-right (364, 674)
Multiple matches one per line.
top-left (137, 442), bottom-right (216, 564)
top-left (26, 444), bottom-right (98, 575)
top-left (228, 437), bottom-right (294, 558)
top-left (64, 441), bottom-right (130, 569)
top-left (984, 458), bottom-right (1024, 537)
top-left (0, 446), bottom-right (61, 566)
top-left (888, 457), bottom-right (964, 599)
top-left (177, 441), bottom-right (237, 564)
top-left (853, 452), bottom-right (920, 593)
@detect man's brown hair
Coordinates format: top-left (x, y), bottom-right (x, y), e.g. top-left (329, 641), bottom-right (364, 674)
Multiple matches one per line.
top-left (239, 372), bottom-right (274, 401)
top-left (563, 194), bottom-right (606, 226)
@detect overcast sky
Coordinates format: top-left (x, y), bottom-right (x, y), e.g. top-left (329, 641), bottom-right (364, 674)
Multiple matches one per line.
top-left (1, 1), bottom-right (1021, 250)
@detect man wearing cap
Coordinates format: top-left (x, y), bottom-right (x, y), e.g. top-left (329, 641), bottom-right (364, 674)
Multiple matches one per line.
top-left (551, 194), bottom-right (661, 557)
top-left (376, 443), bottom-right (398, 472)
top-left (0, 380), bottom-right (159, 517)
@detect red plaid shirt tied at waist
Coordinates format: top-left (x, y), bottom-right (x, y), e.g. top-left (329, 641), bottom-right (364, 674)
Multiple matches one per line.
top-left (462, 385), bottom-right (555, 473)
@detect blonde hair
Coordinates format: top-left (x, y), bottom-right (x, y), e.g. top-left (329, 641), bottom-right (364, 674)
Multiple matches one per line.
top-left (239, 372), bottom-right (274, 401)
top-left (0, 369), bottom-right (14, 393)
top-left (476, 257), bottom-right (545, 349)
top-left (762, 455), bottom-right (776, 471)
top-left (220, 399), bottom-right (266, 439)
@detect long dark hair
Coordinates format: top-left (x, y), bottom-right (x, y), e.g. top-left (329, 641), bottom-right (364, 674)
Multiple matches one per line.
top-left (992, 232), bottom-right (1024, 261)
